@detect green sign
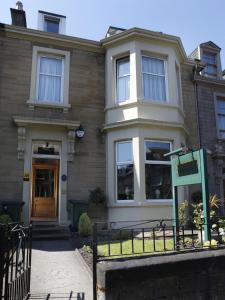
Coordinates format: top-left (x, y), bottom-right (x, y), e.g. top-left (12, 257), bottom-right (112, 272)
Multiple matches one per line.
top-left (165, 148), bottom-right (210, 242)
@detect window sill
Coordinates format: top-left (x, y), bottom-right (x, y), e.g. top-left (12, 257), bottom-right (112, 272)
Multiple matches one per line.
top-left (145, 199), bottom-right (173, 205)
top-left (116, 200), bottom-right (135, 204)
top-left (27, 100), bottom-right (71, 112)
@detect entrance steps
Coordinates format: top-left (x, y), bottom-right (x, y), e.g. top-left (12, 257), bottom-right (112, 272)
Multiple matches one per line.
top-left (32, 222), bottom-right (71, 240)
top-left (27, 292), bottom-right (84, 299)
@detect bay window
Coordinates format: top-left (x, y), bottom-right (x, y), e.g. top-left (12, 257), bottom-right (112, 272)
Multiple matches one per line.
top-left (116, 141), bottom-right (134, 200)
top-left (116, 57), bottom-right (130, 103)
top-left (145, 141), bottom-right (172, 200)
top-left (142, 56), bottom-right (167, 102)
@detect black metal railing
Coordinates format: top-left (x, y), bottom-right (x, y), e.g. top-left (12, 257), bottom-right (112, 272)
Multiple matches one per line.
top-left (0, 223), bottom-right (32, 300)
top-left (92, 218), bottom-right (225, 300)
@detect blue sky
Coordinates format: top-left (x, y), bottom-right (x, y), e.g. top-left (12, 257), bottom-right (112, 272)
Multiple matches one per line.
top-left (1, 0), bottom-right (225, 67)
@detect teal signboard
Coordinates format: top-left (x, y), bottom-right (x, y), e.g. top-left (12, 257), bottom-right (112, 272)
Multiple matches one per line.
top-left (165, 148), bottom-right (210, 242)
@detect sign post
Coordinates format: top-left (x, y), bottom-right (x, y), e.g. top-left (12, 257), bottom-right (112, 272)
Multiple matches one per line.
top-left (164, 148), bottom-right (210, 243)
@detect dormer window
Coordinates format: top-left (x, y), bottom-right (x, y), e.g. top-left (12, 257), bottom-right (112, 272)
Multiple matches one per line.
top-left (44, 16), bottom-right (60, 33)
top-left (38, 11), bottom-right (66, 34)
top-left (202, 51), bottom-right (217, 78)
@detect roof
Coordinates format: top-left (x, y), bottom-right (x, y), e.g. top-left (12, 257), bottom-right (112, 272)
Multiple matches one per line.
top-left (200, 41), bottom-right (221, 51)
top-left (38, 10), bottom-right (66, 19)
top-left (101, 27), bottom-right (187, 61)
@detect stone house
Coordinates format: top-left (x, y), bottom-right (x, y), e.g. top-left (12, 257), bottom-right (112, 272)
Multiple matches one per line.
top-left (0, 3), bottom-right (211, 227)
top-left (189, 41), bottom-right (225, 211)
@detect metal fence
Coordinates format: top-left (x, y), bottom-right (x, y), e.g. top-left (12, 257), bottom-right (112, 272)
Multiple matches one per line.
top-left (0, 223), bottom-right (32, 300)
top-left (92, 218), bottom-right (225, 300)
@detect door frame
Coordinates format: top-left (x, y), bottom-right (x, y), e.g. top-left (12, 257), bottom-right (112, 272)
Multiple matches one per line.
top-left (31, 161), bottom-right (59, 219)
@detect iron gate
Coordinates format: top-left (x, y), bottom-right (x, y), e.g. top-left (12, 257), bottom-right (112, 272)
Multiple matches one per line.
top-left (0, 223), bottom-right (32, 300)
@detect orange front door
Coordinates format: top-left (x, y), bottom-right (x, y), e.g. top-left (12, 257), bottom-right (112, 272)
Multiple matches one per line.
top-left (32, 162), bottom-right (58, 218)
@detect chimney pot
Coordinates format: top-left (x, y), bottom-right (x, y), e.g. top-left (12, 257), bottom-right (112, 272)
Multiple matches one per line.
top-left (16, 1), bottom-right (23, 10)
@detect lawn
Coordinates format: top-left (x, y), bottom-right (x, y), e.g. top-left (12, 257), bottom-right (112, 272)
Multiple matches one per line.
top-left (97, 238), bottom-right (174, 258)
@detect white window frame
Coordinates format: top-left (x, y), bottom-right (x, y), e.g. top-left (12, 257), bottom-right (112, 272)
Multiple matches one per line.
top-left (38, 11), bottom-right (66, 34)
top-left (116, 56), bottom-right (130, 103)
top-left (214, 93), bottom-right (225, 140)
top-left (141, 55), bottom-right (168, 103)
top-left (116, 140), bottom-right (134, 202)
top-left (145, 140), bottom-right (172, 202)
top-left (28, 46), bottom-right (70, 112)
top-left (36, 55), bottom-right (64, 103)
top-left (202, 50), bottom-right (217, 79)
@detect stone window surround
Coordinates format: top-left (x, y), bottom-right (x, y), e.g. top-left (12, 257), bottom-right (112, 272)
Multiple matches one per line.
top-left (27, 46), bottom-right (70, 112)
top-left (38, 11), bottom-right (66, 34)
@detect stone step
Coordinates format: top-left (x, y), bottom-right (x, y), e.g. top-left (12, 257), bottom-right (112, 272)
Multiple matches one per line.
top-left (28, 292), bottom-right (84, 299)
top-left (32, 223), bottom-right (71, 240)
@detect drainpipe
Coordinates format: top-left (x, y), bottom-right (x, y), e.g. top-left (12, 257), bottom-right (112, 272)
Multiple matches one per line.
top-left (193, 62), bottom-right (201, 149)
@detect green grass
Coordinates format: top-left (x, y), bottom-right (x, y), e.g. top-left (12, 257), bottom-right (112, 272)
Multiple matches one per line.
top-left (97, 238), bottom-right (174, 258)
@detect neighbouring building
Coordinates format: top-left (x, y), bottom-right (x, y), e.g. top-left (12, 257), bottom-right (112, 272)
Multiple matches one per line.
top-left (190, 41), bottom-right (225, 212)
top-left (3, 3), bottom-right (223, 227)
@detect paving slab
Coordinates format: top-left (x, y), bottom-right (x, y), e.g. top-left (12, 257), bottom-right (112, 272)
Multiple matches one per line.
top-left (31, 240), bottom-right (92, 300)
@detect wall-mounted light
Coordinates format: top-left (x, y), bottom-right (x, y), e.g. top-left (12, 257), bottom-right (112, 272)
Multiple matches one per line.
top-left (75, 125), bottom-right (85, 139)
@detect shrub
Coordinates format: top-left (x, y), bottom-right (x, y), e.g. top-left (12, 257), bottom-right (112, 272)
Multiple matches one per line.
top-left (0, 214), bottom-right (12, 225)
top-left (89, 187), bottom-right (106, 205)
top-left (179, 200), bottom-right (189, 225)
top-left (78, 213), bottom-right (92, 237)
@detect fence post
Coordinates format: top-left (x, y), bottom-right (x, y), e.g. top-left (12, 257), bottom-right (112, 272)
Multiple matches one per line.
top-left (3, 228), bottom-right (10, 300)
top-left (93, 223), bottom-right (97, 300)
top-left (27, 223), bottom-right (33, 295)
top-left (0, 225), bottom-right (6, 299)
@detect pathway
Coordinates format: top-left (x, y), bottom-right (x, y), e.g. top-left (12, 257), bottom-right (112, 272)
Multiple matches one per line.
top-left (30, 239), bottom-right (92, 300)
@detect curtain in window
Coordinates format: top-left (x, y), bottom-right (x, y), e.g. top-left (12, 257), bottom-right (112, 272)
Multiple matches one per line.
top-left (142, 57), bottom-right (166, 101)
top-left (38, 57), bottom-right (62, 102)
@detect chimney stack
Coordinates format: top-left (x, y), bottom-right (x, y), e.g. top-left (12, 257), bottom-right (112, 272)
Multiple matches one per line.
top-left (10, 1), bottom-right (27, 27)
top-left (16, 1), bottom-right (23, 10)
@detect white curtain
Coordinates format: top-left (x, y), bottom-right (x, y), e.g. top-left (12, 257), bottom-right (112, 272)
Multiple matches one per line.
top-left (142, 57), bottom-right (166, 101)
top-left (38, 57), bottom-right (62, 102)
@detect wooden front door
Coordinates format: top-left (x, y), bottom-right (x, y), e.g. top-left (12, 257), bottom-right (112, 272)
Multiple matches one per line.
top-left (32, 162), bottom-right (59, 218)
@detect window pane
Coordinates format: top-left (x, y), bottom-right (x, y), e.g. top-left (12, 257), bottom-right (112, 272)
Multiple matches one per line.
top-left (218, 115), bottom-right (225, 130)
top-left (142, 57), bottom-right (165, 75)
top-left (44, 18), bottom-right (59, 33)
top-left (118, 59), bottom-right (130, 77)
top-left (145, 164), bottom-right (172, 199)
top-left (117, 58), bottom-right (130, 102)
top-left (117, 164), bottom-right (134, 200)
top-left (35, 169), bottom-right (54, 197)
top-left (117, 142), bottom-right (132, 163)
top-left (118, 76), bottom-right (130, 102)
top-left (40, 57), bottom-right (62, 75)
top-left (38, 75), bottom-right (61, 102)
top-left (217, 99), bottom-right (225, 114)
top-left (143, 73), bottom-right (166, 101)
top-left (145, 141), bottom-right (170, 161)
top-left (202, 52), bottom-right (216, 65)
